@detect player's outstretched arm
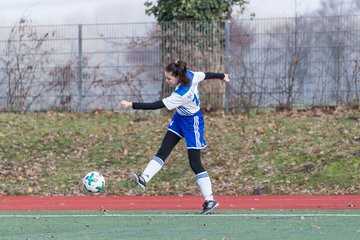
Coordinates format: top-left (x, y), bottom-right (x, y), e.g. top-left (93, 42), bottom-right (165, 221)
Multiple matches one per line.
top-left (204, 72), bottom-right (230, 82)
top-left (120, 100), bottom-right (166, 110)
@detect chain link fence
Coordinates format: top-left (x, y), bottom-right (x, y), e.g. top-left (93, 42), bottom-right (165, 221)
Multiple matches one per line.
top-left (0, 16), bottom-right (360, 112)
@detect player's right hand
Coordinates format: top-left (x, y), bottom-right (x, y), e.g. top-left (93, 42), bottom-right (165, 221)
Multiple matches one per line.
top-left (120, 100), bottom-right (133, 109)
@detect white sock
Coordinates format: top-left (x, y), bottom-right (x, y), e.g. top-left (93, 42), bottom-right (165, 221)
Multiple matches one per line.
top-left (196, 171), bottom-right (214, 201)
top-left (142, 156), bottom-right (164, 183)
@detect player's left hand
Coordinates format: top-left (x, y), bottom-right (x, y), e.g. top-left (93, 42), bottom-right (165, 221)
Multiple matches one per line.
top-left (223, 74), bottom-right (230, 83)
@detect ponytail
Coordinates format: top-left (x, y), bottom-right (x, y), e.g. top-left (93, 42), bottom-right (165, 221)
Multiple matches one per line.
top-left (165, 60), bottom-right (190, 86)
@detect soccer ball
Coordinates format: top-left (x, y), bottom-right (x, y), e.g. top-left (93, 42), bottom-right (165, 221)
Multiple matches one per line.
top-left (83, 171), bottom-right (105, 193)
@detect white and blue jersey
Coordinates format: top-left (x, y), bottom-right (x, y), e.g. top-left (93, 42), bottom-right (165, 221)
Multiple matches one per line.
top-left (162, 70), bottom-right (207, 149)
top-left (162, 70), bottom-right (205, 116)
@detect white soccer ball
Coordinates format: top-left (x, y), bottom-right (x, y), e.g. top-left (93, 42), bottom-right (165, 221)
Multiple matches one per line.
top-left (83, 171), bottom-right (105, 193)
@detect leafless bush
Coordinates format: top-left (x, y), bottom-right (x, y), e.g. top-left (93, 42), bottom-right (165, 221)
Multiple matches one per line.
top-left (0, 18), bottom-right (55, 112)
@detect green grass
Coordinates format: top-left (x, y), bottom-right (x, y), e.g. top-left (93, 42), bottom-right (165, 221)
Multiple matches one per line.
top-left (0, 109), bottom-right (359, 196)
top-left (0, 210), bottom-right (359, 240)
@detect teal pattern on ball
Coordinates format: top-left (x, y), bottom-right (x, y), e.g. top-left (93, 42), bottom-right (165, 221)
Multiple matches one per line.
top-left (85, 173), bottom-right (98, 186)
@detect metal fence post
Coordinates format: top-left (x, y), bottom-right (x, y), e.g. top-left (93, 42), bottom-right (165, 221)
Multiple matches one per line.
top-left (77, 24), bottom-right (83, 112)
top-left (224, 20), bottom-right (230, 113)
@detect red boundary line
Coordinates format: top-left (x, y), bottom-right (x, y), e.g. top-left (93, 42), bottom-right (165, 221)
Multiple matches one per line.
top-left (0, 195), bottom-right (359, 211)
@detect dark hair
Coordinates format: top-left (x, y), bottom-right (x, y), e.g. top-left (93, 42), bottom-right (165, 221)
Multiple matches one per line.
top-left (165, 60), bottom-right (190, 86)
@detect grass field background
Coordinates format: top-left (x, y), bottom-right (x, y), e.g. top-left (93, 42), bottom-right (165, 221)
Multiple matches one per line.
top-left (1, 109), bottom-right (360, 239)
top-left (0, 108), bottom-right (359, 196)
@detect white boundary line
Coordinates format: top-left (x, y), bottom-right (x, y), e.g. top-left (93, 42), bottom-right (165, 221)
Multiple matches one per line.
top-left (0, 213), bottom-right (359, 218)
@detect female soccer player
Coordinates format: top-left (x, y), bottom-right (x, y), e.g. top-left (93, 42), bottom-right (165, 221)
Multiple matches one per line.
top-left (120, 60), bottom-right (229, 215)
